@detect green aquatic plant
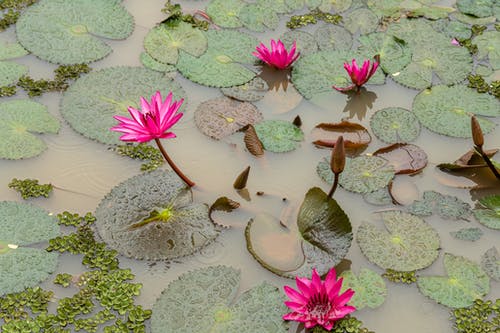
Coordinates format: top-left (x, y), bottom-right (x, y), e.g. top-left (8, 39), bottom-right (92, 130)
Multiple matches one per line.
top-left (382, 269), bottom-right (417, 284)
top-left (0, 286), bottom-right (53, 322)
top-left (0, 0), bottom-right (37, 31)
top-left (0, 85), bottom-right (16, 97)
top-left (8, 178), bottom-right (53, 199)
top-left (161, 1), bottom-right (210, 30)
top-left (286, 9), bottom-right (342, 29)
top-left (451, 298), bottom-right (500, 333)
top-left (311, 315), bottom-right (375, 333)
top-left (57, 211), bottom-right (95, 227)
top-left (112, 143), bottom-right (165, 172)
top-left (53, 273), bottom-right (73, 288)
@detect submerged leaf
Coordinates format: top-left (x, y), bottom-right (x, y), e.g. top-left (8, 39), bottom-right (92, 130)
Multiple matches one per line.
top-left (343, 8), bottom-right (379, 34)
top-left (313, 24), bottom-right (353, 51)
top-left (370, 107), bottom-right (421, 144)
top-left (340, 269), bottom-right (387, 309)
top-left (221, 77), bottom-right (269, 102)
top-left (473, 195), bottom-right (500, 230)
top-left (450, 227), bottom-right (483, 241)
top-left (280, 30), bottom-right (318, 56)
top-left (373, 143), bottom-right (428, 175)
top-left (206, 0), bottom-right (245, 28)
top-left (0, 40), bottom-right (28, 86)
top-left (239, 3), bottom-right (279, 32)
top-left (407, 190), bottom-right (472, 221)
top-left (481, 247), bottom-right (500, 281)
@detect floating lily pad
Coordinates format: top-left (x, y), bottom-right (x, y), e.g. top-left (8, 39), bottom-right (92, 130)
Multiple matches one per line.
top-left (311, 121), bottom-right (371, 154)
top-left (408, 190), bottom-right (472, 221)
top-left (450, 227), bottom-right (483, 241)
top-left (437, 149), bottom-right (499, 171)
top-left (340, 268), bottom-right (387, 309)
top-left (144, 22), bottom-right (207, 65)
top-left (363, 187), bottom-right (394, 206)
top-left (254, 120), bottom-right (304, 153)
top-left (433, 20), bottom-right (472, 40)
top-left (94, 170), bottom-right (222, 260)
top-left (473, 195), bottom-right (500, 230)
top-left (358, 33), bottom-right (412, 75)
top-left (280, 30), bottom-right (318, 56)
top-left (451, 11), bottom-right (497, 25)
top-left (176, 30), bottom-right (258, 88)
top-left (315, 0), bottom-right (352, 12)
top-left (313, 24), bottom-right (353, 51)
top-left (370, 107), bottom-right (420, 143)
top-left (417, 253), bottom-right (490, 308)
top-left (0, 100), bottom-right (60, 160)
top-left (140, 52), bottom-right (176, 73)
top-left (408, 4), bottom-right (455, 20)
top-left (0, 40), bottom-right (29, 59)
top-left (220, 77), bottom-right (268, 102)
top-left (474, 31), bottom-right (500, 70)
top-left (344, 8), bottom-right (379, 34)
top-left (457, 0), bottom-right (495, 18)
top-left (151, 266), bottom-right (288, 333)
top-left (257, 0), bottom-right (290, 14)
top-left (239, 3), bottom-right (279, 32)
top-left (206, 0), bottom-right (245, 28)
top-left (16, 0), bottom-right (134, 64)
top-left (194, 97), bottom-right (263, 140)
top-left (339, 156), bottom-right (395, 193)
top-left (356, 211), bottom-right (440, 271)
top-left (60, 66), bottom-right (186, 145)
top-left (481, 247), bottom-right (500, 281)
top-left (0, 41), bottom-right (28, 86)
top-left (412, 85), bottom-right (500, 138)
top-left (373, 144), bottom-right (428, 175)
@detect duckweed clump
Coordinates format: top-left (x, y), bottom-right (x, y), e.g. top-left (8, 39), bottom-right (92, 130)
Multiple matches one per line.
top-left (8, 178), bottom-right (53, 199)
top-left (0, 0), bottom-right (37, 31)
top-left (0, 287), bottom-right (53, 322)
top-left (57, 211), bottom-right (96, 227)
top-left (112, 143), bottom-right (165, 171)
top-left (53, 273), bottom-right (73, 288)
top-left (287, 9), bottom-right (342, 29)
top-left (0, 85), bottom-right (16, 97)
top-left (382, 269), bottom-right (417, 284)
top-left (311, 315), bottom-right (375, 333)
top-left (468, 74), bottom-right (500, 98)
top-left (161, 0), bottom-right (209, 30)
top-left (451, 299), bottom-right (500, 333)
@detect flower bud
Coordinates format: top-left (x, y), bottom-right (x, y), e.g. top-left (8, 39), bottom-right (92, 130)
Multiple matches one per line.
top-left (471, 116), bottom-right (484, 148)
top-left (330, 136), bottom-right (346, 174)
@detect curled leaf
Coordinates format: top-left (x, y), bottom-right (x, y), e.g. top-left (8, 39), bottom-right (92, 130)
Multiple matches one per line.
top-left (209, 197), bottom-right (240, 224)
top-left (437, 149), bottom-right (499, 171)
top-left (373, 143), bottom-right (428, 175)
top-left (234, 166), bottom-right (250, 190)
top-left (244, 125), bottom-right (264, 157)
top-left (311, 121), bottom-right (371, 155)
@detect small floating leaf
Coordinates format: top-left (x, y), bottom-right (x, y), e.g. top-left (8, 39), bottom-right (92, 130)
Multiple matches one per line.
top-left (408, 190), bottom-right (472, 221)
top-left (254, 120), bottom-right (304, 153)
top-left (280, 30), bottom-right (318, 56)
top-left (481, 247), bottom-right (500, 281)
top-left (244, 125), bottom-right (265, 157)
top-left (370, 107), bottom-right (421, 144)
top-left (450, 227), bottom-right (483, 241)
top-left (206, 0), bottom-right (245, 28)
top-left (221, 77), bottom-right (268, 102)
top-left (457, 0), bottom-right (495, 18)
top-left (340, 269), bottom-right (387, 309)
top-left (474, 31), bottom-right (500, 70)
top-left (313, 24), bottom-right (353, 51)
top-left (239, 3), bottom-right (279, 32)
top-left (140, 52), bottom-right (176, 73)
top-left (363, 187), bottom-right (394, 206)
top-left (339, 156), bottom-right (395, 194)
top-left (233, 166), bottom-right (250, 190)
top-left (473, 195), bottom-right (500, 230)
top-left (0, 40), bottom-right (28, 86)
top-left (311, 121), bottom-right (371, 154)
top-left (373, 143), bottom-right (428, 175)
top-left (343, 8), bottom-right (379, 34)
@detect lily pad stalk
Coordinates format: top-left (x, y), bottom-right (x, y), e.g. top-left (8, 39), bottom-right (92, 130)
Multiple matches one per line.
top-left (471, 116), bottom-right (500, 179)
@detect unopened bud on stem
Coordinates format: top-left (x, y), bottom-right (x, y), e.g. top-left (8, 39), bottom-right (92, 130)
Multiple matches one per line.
top-left (471, 116), bottom-right (484, 148)
top-left (330, 136), bottom-right (346, 174)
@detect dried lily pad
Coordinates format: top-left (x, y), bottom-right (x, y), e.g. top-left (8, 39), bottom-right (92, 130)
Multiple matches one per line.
top-left (370, 107), bottom-right (420, 144)
top-left (437, 149), bottom-right (498, 171)
top-left (450, 227), bottom-right (483, 241)
top-left (144, 22), bottom-right (207, 65)
top-left (343, 8), bottom-right (379, 34)
top-left (176, 30), bottom-right (258, 88)
top-left (407, 190), bottom-right (472, 221)
top-left (0, 41), bottom-right (28, 86)
top-left (140, 52), bottom-right (176, 73)
top-left (338, 156), bottom-right (395, 194)
top-left (313, 24), bottom-right (353, 51)
top-left (412, 85), bottom-right (500, 138)
top-left (239, 3), bottom-right (279, 32)
top-left (151, 266), bottom-right (288, 333)
top-left (206, 0), bottom-right (245, 28)
top-left (94, 170), bottom-right (222, 260)
top-left (457, 0), bottom-right (495, 18)
top-left (221, 77), bottom-right (268, 102)
top-left (473, 195), bottom-right (500, 230)
top-left (244, 125), bottom-right (265, 156)
top-left (194, 97), bottom-right (263, 140)
top-left (481, 247), bottom-right (500, 281)
top-left (254, 120), bottom-right (304, 153)
top-left (311, 121), bottom-right (371, 154)
top-left (61, 66), bottom-right (186, 145)
top-left (340, 268), bottom-right (387, 309)
top-left (474, 31), bottom-right (500, 70)
top-left (356, 211), bottom-right (440, 271)
top-left (280, 30), bottom-right (318, 56)
top-left (16, 0), bottom-right (134, 64)
top-left (417, 253), bottom-right (490, 308)
top-left (0, 100), bottom-right (60, 160)
top-left (373, 144), bottom-right (428, 175)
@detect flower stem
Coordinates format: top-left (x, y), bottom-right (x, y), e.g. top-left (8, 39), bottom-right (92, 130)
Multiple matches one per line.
top-left (476, 145), bottom-right (500, 180)
top-left (327, 173), bottom-right (339, 199)
top-left (154, 138), bottom-right (195, 187)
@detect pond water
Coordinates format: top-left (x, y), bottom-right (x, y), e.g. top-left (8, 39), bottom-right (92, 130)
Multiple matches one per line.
top-left (0, 0), bottom-right (499, 332)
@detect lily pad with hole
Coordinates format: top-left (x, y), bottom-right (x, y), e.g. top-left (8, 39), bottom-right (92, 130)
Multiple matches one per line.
top-left (280, 30), bottom-right (318, 56)
top-left (313, 24), bottom-right (353, 51)
top-left (94, 170), bottom-right (223, 260)
top-left (0, 41), bottom-right (28, 86)
top-left (0, 100), bottom-right (60, 160)
top-left (339, 156), bottom-right (395, 194)
top-left (60, 66), bottom-right (186, 145)
top-left (450, 227), bottom-right (483, 241)
top-left (473, 195), bottom-right (500, 230)
top-left (239, 3), bottom-right (279, 32)
top-left (474, 31), bottom-right (500, 70)
top-left (344, 8), bottom-right (379, 34)
top-left (481, 247), bottom-right (500, 281)
top-left (373, 144), bottom-right (428, 175)
top-left (456, 0), bottom-right (495, 18)
top-left (340, 268), bottom-right (387, 309)
top-left (311, 121), bottom-right (371, 154)
top-left (205, 0), bottom-right (246, 28)
top-left (356, 211), bottom-right (440, 271)
top-left (408, 191), bottom-right (472, 221)
top-left (220, 77), bottom-right (268, 102)
top-left (194, 96), bottom-right (263, 140)
top-left (176, 29), bottom-right (258, 88)
top-left (140, 52), bottom-right (176, 73)
top-left (417, 253), bottom-right (490, 308)
top-left (144, 22), bottom-right (207, 65)
top-left (358, 33), bottom-right (412, 75)
top-left (254, 120), bottom-right (304, 153)
top-left (16, 0), bottom-right (134, 64)
top-left (151, 266), bottom-right (288, 333)
top-left (370, 107), bottom-right (420, 143)
top-left (412, 85), bottom-right (500, 138)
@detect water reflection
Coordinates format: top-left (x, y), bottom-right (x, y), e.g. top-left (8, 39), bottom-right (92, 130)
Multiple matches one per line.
top-left (258, 66), bottom-right (291, 91)
top-left (341, 87), bottom-right (378, 121)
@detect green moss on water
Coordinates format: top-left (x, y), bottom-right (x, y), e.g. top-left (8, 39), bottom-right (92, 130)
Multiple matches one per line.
top-left (8, 178), bottom-right (53, 199)
top-left (286, 9), bottom-right (342, 29)
top-left (468, 74), bottom-right (500, 98)
top-left (112, 143), bottom-right (164, 172)
top-left (383, 269), bottom-right (417, 284)
top-left (0, 0), bottom-right (37, 31)
top-left (161, 1), bottom-right (209, 30)
top-left (0, 85), bottom-right (16, 97)
top-left (451, 299), bottom-right (500, 333)
top-left (53, 273), bottom-right (73, 288)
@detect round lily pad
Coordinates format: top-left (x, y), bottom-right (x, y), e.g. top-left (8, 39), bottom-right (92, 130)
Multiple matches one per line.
top-left (412, 85), bottom-right (500, 138)
top-left (220, 77), bottom-right (269, 102)
top-left (206, 0), bottom-right (245, 28)
top-left (433, 20), bottom-right (471, 40)
top-left (363, 187), bottom-right (394, 206)
top-left (254, 120), bottom-right (304, 153)
top-left (140, 52), bottom-right (176, 73)
top-left (473, 195), bottom-right (500, 230)
top-left (450, 227), bottom-right (483, 242)
top-left (373, 144), bottom-right (428, 175)
top-left (94, 170), bottom-right (222, 260)
top-left (0, 40), bottom-right (29, 59)
top-left (343, 8), bottom-right (379, 34)
top-left (151, 266), bottom-right (288, 333)
top-left (340, 268), bottom-right (387, 309)
top-left (315, 0), bottom-right (352, 12)
top-left (370, 107), bottom-right (420, 143)
top-left (194, 96), bottom-right (263, 140)
top-left (408, 190), bottom-right (472, 221)
top-left (60, 66), bottom-right (186, 145)
top-left (356, 211), bottom-right (440, 271)
top-left (16, 0), bottom-right (134, 64)
top-left (239, 3), bottom-right (279, 32)
top-left (417, 253), bottom-right (490, 308)
top-left (257, 0), bottom-right (291, 14)
top-left (0, 41), bottom-right (28, 86)
top-left (339, 156), bottom-right (395, 194)
top-left (474, 31), bottom-right (500, 70)
top-left (481, 247), bottom-right (500, 281)
top-left (176, 29), bottom-right (258, 88)
top-left (0, 100), bottom-right (60, 160)
top-left (280, 30), bottom-right (318, 56)
top-left (313, 24), bottom-right (352, 51)
top-left (457, 0), bottom-right (494, 18)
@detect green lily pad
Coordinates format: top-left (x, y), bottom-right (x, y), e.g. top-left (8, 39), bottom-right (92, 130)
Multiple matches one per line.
top-left (94, 170), bottom-right (222, 260)
top-left (254, 120), bottom-right (304, 153)
top-left (315, 0), bottom-right (352, 12)
top-left (239, 3), bottom-right (279, 32)
top-left (176, 30), bottom-right (258, 88)
top-left (151, 266), bottom-right (288, 333)
top-left (412, 85), bottom-right (500, 138)
top-left (340, 156), bottom-right (395, 194)
top-left (0, 41), bottom-right (29, 86)
top-left (417, 253), bottom-right (490, 308)
top-left (356, 211), bottom-right (440, 271)
top-left (144, 22), bottom-right (207, 65)
top-left (457, 0), bottom-right (494, 18)
top-left (313, 24), bottom-right (352, 51)
top-left (481, 247), bottom-right (500, 282)
top-left (344, 8), bottom-right (379, 34)
top-left (370, 107), bottom-right (420, 143)
top-left (407, 190), bottom-right (472, 221)
top-left (60, 66), bottom-right (186, 145)
top-left (451, 11), bottom-right (497, 25)
top-left (140, 52), bottom-right (176, 73)
top-left (340, 268), bottom-right (387, 309)
top-left (474, 31), bottom-right (500, 70)
top-left (408, 4), bottom-right (455, 20)
top-left (433, 20), bottom-right (472, 40)
top-left (221, 77), bottom-right (268, 102)
top-left (280, 30), bottom-right (318, 56)
top-left (257, 0), bottom-right (291, 14)
top-left (358, 33), bottom-right (412, 75)
top-left (0, 100), bottom-right (60, 160)
top-left (16, 0), bottom-right (134, 64)
top-left (206, 0), bottom-right (245, 28)
top-left (292, 49), bottom-right (385, 99)
top-left (0, 40), bottom-right (29, 59)
top-left (450, 227), bottom-right (483, 241)
top-left (363, 187), bottom-right (394, 206)
top-left (473, 195), bottom-right (500, 230)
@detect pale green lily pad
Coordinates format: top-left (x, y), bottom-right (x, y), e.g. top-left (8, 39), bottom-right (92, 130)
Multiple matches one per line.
top-left (356, 211), bottom-right (440, 271)
top-left (313, 24), bottom-right (353, 51)
top-left (457, 0), bottom-right (495, 18)
top-left (433, 20), bottom-right (472, 40)
top-left (473, 195), bottom-right (500, 230)
top-left (257, 0), bottom-right (290, 14)
top-left (481, 247), bottom-right (500, 282)
top-left (409, 5), bottom-right (455, 20)
top-left (407, 190), bottom-right (472, 221)
top-left (315, 0), bottom-right (352, 12)
top-left (239, 3), bottom-right (279, 32)
top-left (206, 0), bottom-right (245, 28)
top-left (151, 266), bottom-right (288, 333)
top-left (363, 187), bottom-right (393, 206)
top-left (16, 0), bottom-right (134, 64)
top-left (0, 41), bottom-right (29, 86)
top-left (176, 30), bottom-right (258, 88)
top-left (417, 253), bottom-right (490, 308)
top-left (285, 0), bottom-right (305, 11)
top-left (0, 100), bottom-right (60, 160)
top-left (144, 22), bottom-right (207, 65)
top-left (280, 30), bottom-right (318, 56)
top-left (370, 107), bottom-right (420, 143)
top-left (254, 120), bottom-right (304, 153)
top-left (0, 41), bottom-right (29, 60)
top-left (94, 170), bottom-right (222, 260)
top-left (221, 77), bottom-right (268, 102)
top-left (292, 49), bottom-right (385, 99)
top-left (60, 66), bottom-right (186, 145)
top-left (358, 33), bottom-right (412, 75)
top-left (450, 227), bottom-right (483, 241)
top-left (344, 8), bottom-right (379, 34)
top-left (412, 85), bottom-right (499, 138)
top-left (340, 268), bottom-right (387, 309)
top-left (474, 31), bottom-right (500, 70)
top-left (140, 52), bottom-right (176, 73)
top-left (451, 12), bottom-right (497, 25)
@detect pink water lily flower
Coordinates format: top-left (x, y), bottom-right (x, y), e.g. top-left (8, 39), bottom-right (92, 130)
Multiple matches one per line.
top-left (253, 39), bottom-right (300, 69)
top-left (283, 268), bottom-right (356, 331)
top-left (333, 58), bottom-right (379, 92)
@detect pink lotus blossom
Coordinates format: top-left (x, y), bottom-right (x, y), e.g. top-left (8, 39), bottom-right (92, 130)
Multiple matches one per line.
top-left (283, 268), bottom-right (356, 330)
top-left (333, 58), bottom-right (379, 92)
top-left (451, 38), bottom-right (460, 46)
top-left (253, 39), bottom-right (300, 69)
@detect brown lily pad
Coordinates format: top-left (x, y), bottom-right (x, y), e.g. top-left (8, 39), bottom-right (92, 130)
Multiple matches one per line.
top-left (438, 149), bottom-right (499, 171)
top-left (311, 121), bottom-right (371, 156)
top-left (373, 143), bottom-right (428, 175)
top-left (244, 125), bottom-right (264, 157)
top-left (234, 166), bottom-right (250, 190)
